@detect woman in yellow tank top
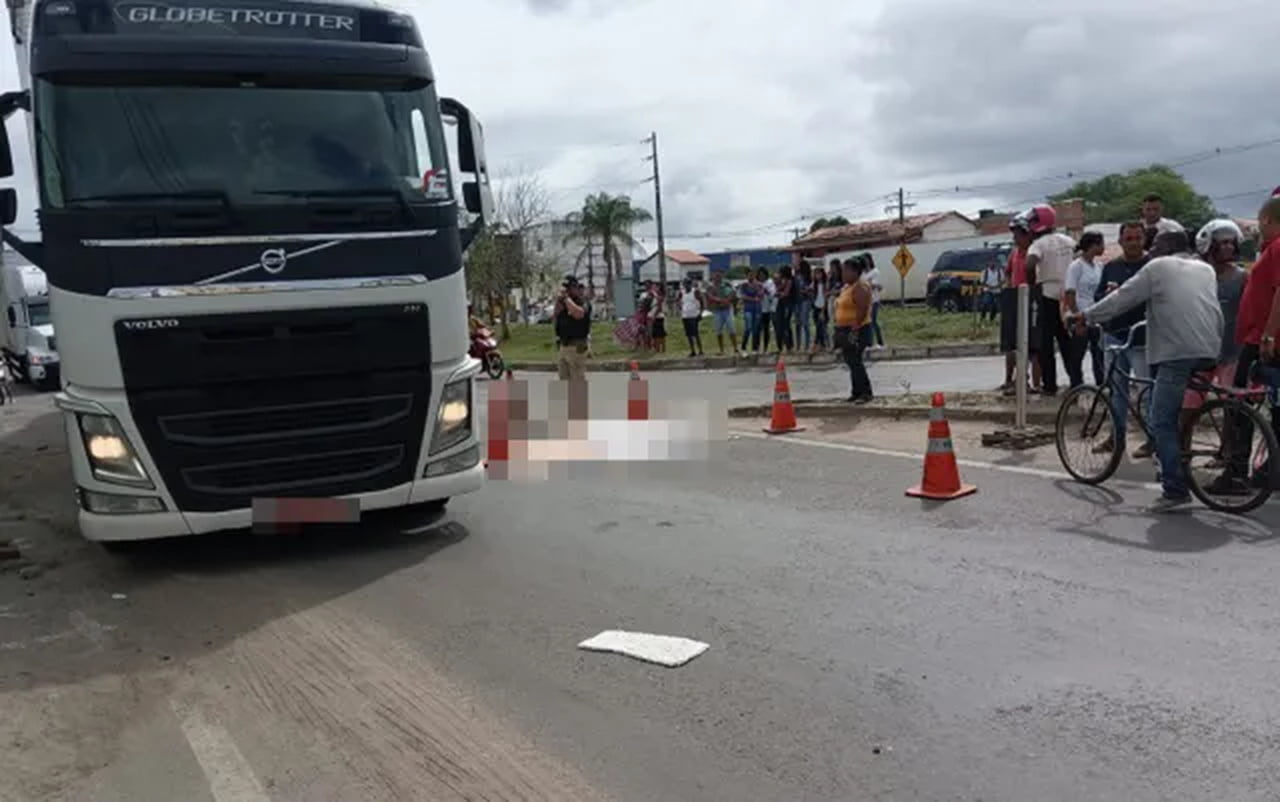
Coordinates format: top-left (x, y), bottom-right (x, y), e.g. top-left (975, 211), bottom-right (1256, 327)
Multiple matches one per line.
top-left (834, 258), bottom-right (874, 403)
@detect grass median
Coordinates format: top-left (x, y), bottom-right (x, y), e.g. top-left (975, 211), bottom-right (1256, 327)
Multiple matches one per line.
top-left (497, 305), bottom-right (998, 364)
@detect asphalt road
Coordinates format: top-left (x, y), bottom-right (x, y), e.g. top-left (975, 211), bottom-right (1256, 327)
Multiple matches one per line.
top-left (4, 394), bottom-right (1280, 801)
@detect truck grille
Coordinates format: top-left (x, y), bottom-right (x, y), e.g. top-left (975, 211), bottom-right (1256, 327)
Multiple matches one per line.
top-left (115, 304), bottom-right (432, 513)
top-left (183, 445), bottom-right (407, 496)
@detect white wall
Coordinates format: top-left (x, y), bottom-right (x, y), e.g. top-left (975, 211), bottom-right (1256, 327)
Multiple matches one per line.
top-left (816, 233), bottom-right (1001, 302)
top-left (920, 214), bottom-right (980, 242)
top-left (635, 258), bottom-right (705, 283)
top-left (526, 220), bottom-right (647, 300)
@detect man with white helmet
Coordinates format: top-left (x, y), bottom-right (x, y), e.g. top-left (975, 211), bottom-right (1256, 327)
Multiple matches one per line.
top-left (1189, 220), bottom-right (1249, 381)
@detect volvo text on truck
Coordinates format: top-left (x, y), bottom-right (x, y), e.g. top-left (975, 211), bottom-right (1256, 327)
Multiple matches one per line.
top-left (0, 0), bottom-right (494, 542)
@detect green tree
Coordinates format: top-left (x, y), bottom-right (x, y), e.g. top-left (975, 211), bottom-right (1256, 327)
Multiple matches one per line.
top-left (809, 216), bottom-right (850, 233)
top-left (1048, 164), bottom-right (1218, 232)
top-left (464, 227), bottom-right (522, 339)
top-left (561, 192), bottom-right (653, 307)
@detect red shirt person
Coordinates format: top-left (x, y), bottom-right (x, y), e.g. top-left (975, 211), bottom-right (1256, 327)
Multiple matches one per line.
top-left (1236, 194), bottom-right (1280, 361)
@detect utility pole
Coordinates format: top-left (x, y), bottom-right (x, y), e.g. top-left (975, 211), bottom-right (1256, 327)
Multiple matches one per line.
top-left (885, 188), bottom-right (916, 308)
top-left (790, 226), bottom-right (805, 242)
top-left (643, 132), bottom-right (668, 290)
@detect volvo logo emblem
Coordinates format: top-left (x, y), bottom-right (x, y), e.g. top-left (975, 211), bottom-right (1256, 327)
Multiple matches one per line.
top-left (260, 248), bottom-right (287, 274)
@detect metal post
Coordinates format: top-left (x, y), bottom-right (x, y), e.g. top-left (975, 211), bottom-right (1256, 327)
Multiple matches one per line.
top-left (647, 132), bottom-right (667, 291)
top-left (896, 187), bottom-right (907, 308)
top-left (1015, 284), bottom-right (1029, 430)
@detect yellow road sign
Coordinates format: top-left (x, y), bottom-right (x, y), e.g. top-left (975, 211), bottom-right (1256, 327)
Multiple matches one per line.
top-left (892, 244), bottom-right (916, 277)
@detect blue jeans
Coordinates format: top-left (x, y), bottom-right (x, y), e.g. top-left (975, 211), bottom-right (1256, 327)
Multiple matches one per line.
top-left (742, 308), bottom-right (761, 348)
top-left (712, 308), bottom-right (735, 336)
top-left (795, 300), bottom-right (812, 349)
top-left (1149, 359), bottom-right (1201, 499)
top-left (1104, 333), bottom-right (1150, 446)
top-left (870, 302), bottom-right (884, 346)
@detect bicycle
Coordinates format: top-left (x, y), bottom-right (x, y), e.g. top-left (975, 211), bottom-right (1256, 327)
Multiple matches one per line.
top-left (1054, 321), bottom-right (1278, 514)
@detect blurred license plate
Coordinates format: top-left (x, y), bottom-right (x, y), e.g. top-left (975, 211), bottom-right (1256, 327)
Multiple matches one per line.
top-left (252, 498), bottom-right (361, 529)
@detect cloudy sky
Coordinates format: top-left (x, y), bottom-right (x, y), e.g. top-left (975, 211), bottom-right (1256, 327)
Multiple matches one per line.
top-left (3, 0), bottom-right (1278, 253)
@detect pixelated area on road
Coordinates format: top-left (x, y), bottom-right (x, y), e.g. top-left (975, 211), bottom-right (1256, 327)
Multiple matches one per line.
top-left (485, 378), bottom-right (728, 481)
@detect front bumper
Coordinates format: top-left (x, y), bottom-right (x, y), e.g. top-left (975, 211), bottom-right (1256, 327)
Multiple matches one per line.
top-left (77, 450), bottom-right (483, 542)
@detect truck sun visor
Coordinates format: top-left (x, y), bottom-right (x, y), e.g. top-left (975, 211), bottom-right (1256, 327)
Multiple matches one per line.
top-left (33, 0), bottom-right (422, 47)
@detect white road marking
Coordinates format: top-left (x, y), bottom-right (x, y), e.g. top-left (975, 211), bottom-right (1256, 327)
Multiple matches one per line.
top-left (171, 698), bottom-right (271, 802)
top-left (730, 429), bottom-right (1161, 490)
top-left (578, 630), bottom-right (710, 668)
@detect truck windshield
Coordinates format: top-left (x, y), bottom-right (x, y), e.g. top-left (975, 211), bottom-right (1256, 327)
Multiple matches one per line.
top-left (34, 79), bottom-right (452, 208)
top-left (26, 300), bottom-right (51, 327)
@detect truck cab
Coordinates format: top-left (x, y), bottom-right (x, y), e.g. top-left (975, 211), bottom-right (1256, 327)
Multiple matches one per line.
top-left (1, 251), bottom-right (59, 389)
top-left (0, 0), bottom-right (494, 543)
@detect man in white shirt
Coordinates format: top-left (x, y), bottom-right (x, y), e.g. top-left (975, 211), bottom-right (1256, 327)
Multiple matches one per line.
top-left (1140, 193), bottom-right (1185, 253)
top-left (1021, 204), bottom-right (1078, 395)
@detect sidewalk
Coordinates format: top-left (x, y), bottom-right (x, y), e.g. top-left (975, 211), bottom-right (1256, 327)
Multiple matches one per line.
top-left (509, 341), bottom-right (999, 372)
top-left (729, 390), bottom-right (1062, 425)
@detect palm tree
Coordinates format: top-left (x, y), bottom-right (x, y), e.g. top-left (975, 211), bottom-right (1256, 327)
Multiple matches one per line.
top-left (561, 193), bottom-right (653, 308)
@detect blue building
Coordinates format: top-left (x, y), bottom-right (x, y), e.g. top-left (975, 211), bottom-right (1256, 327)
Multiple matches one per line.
top-left (702, 246), bottom-right (793, 275)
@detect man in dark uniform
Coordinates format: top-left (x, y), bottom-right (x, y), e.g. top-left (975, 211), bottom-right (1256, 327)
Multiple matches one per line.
top-left (554, 274), bottom-right (591, 382)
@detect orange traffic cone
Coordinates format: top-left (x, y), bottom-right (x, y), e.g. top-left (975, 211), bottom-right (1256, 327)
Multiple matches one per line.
top-left (627, 360), bottom-right (649, 421)
top-left (905, 392), bottom-right (977, 500)
top-left (763, 358), bottom-right (804, 435)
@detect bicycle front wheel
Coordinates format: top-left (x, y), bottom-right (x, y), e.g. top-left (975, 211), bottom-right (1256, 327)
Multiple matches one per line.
top-left (1183, 398), bottom-right (1277, 515)
top-left (1056, 385), bottom-right (1124, 484)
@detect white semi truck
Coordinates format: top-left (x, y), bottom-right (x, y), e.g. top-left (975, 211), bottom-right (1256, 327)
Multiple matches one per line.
top-left (0, 0), bottom-right (494, 543)
top-left (1, 246), bottom-right (59, 389)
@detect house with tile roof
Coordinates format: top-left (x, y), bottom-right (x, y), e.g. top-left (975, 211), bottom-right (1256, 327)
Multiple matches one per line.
top-left (634, 249), bottom-right (711, 283)
top-left (788, 211), bottom-right (980, 259)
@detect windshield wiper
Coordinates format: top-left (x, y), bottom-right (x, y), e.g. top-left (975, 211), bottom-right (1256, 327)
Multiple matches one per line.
top-left (65, 190), bottom-right (231, 206)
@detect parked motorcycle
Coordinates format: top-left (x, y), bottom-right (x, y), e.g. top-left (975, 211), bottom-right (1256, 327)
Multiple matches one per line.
top-left (470, 326), bottom-right (505, 379)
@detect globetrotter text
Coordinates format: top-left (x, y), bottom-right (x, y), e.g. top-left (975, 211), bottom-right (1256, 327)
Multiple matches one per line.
top-left (119, 5), bottom-right (357, 31)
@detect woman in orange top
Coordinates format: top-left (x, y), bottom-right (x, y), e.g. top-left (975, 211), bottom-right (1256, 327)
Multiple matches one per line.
top-left (834, 258), bottom-right (874, 403)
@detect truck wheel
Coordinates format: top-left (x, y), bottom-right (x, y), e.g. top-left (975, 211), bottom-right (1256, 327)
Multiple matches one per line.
top-left (484, 352), bottom-right (505, 380)
top-left (940, 295), bottom-right (960, 313)
top-left (101, 540), bottom-right (149, 556)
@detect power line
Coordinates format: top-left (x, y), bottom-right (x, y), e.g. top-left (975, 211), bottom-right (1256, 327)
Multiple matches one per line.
top-left (905, 135), bottom-right (1280, 201)
top-left (529, 132), bottom-right (1280, 245)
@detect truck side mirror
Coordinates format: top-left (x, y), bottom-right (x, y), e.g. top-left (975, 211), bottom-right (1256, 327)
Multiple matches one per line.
top-left (0, 187), bottom-right (15, 225)
top-left (439, 97), bottom-right (494, 222)
top-left (0, 122), bottom-right (12, 180)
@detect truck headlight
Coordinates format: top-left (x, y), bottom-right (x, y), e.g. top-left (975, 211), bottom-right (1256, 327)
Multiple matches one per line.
top-left (430, 379), bottom-right (472, 455)
top-left (77, 414), bottom-right (153, 488)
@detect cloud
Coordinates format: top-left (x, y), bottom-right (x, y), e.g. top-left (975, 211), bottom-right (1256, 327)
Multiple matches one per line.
top-left (0, 0), bottom-right (1276, 255)
top-left (852, 0), bottom-right (1280, 218)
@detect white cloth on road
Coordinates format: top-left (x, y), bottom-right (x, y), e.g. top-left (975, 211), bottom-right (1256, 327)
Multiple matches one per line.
top-left (578, 630), bottom-right (709, 667)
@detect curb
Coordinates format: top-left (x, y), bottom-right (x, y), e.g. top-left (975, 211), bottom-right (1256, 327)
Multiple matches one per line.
top-left (728, 398), bottom-right (1060, 425)
top-left (508, 342), bottom-right (999, 373)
